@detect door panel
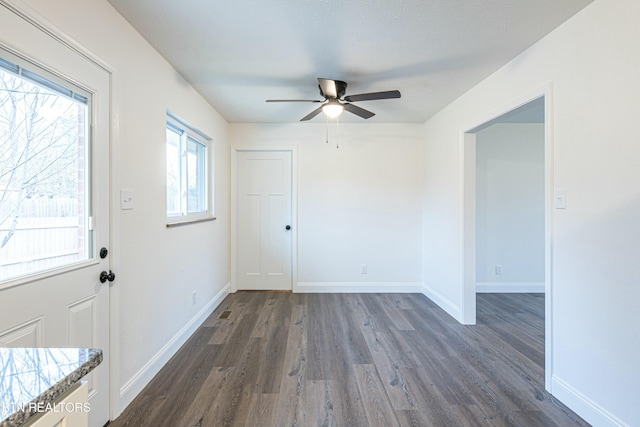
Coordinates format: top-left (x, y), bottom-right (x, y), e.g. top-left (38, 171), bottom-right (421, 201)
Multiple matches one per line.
top-left (237, 151), bottom-right (292, 290)
top-left (267, 194), bottom-right (285, 274)
top-left (0, 318), bottom-right (42, 347)
top-left (0, 5), bottom-right (111, 427)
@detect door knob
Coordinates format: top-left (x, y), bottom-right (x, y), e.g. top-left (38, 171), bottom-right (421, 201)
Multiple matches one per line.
top-left (285, 225), bottom-right (291, 231)
top-left (99, 270), bottom-right (115, 283)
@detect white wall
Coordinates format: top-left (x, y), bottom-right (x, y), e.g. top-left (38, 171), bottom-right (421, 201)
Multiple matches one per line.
top-left (230, 123), bottom-right (423, 292)
top-left (476, 123), bottom-right (545, 289)
top-left (15, 0), bottom-right (231, 415)
top-left (422, 0), bottom-right (640, 425)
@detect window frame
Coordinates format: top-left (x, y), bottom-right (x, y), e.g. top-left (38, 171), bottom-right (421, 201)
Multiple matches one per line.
top-left (0, 48), bottom-right (94, 284)
top-left (165, 112), bottom-right (213, 226)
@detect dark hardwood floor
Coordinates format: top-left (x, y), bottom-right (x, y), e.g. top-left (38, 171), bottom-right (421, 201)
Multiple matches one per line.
top-left (110, 292), bottom-right (589, 426)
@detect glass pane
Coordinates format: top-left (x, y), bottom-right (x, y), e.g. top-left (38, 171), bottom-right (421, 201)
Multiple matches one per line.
top-left (0, 66), bottom-right (90, 282)
top-left (166, 126), bottom-right (182, 216)
top-left (187, 138), bottom-right (206, 213)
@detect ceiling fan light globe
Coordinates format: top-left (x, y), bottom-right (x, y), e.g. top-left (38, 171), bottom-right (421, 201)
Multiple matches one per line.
top-left (322, 103), bottom-right (344, 118)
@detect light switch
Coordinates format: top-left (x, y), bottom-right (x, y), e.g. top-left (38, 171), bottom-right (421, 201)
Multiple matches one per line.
top-left (121, 189), bottom-right (134, 210)
top-left (555, 189), bottom-right (566, 209)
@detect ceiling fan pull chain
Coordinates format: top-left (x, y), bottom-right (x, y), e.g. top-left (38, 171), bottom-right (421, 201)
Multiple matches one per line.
top-left (326, 117), bottom-right (329, 144)
top-left (336, 116), bottom-right (339, 149)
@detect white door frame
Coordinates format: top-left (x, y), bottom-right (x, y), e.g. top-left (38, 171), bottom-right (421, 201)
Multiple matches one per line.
top-left (0, 0), bottom-right (122, 419)
top-left (231, 146), bottom-right (297, 293)
top-left (460, 84), bottom-right (554, 390)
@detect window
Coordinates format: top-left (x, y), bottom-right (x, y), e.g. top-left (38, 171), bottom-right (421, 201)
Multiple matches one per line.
top-left (0, 51), bottom-right (92, 282)
top-left (166, 113), bottom-right (211, 223)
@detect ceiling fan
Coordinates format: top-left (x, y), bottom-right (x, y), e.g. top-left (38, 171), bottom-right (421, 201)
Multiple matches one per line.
top-left (266, 78), bottom-right (401, 121)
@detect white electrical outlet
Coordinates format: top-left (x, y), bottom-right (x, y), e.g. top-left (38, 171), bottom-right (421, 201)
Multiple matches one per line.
top-left (360, 264), bottom-right (368, 274)
top-left (495, 265), bottom-right (502, 275)
top-left (192, 291), bottom-right (197, 305)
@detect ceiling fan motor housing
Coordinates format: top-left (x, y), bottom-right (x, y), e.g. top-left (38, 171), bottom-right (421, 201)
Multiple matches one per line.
top-left (319, 80), bottom-right (347, 99)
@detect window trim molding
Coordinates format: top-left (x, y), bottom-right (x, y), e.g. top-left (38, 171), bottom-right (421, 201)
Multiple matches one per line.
top-left (167, 110), bottom-right (212, 141)
top-left (165, 216), bottom-right (217, 228)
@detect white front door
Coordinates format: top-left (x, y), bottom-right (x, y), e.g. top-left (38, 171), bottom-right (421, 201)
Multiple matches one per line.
top-left (0, 5), bottom-right (111, 427)
top-left (237, 150), bottom-right (292, 290)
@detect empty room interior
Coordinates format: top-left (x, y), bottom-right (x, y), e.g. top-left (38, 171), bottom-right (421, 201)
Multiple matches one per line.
top-left (0, 0), bottom-right (638, 426)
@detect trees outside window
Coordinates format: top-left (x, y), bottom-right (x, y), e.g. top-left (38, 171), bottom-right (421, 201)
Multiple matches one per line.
top-left (0, 58), bottom-right (89, 282)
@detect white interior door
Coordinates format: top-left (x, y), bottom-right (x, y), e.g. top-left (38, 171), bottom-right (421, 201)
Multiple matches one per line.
top-left (0, 5), bottom-right (111, 427)
top-left (237, 150), bottom-right (292, 290)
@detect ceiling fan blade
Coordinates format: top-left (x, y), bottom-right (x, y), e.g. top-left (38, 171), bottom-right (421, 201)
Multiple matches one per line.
top-left (344, 90), bottom-right (401, 102)
top-left (343, 103), bottom-right (375, 119)
top-left (318, 78), bottom-right (338, 98)
top-left (266, 99), bottom-right (322, 102)
top-left (300, 105), bottom-right (324, 121)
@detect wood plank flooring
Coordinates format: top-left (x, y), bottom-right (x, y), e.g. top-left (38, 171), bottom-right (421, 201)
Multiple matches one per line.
top-left (110, 293), bottom-right (590, 427)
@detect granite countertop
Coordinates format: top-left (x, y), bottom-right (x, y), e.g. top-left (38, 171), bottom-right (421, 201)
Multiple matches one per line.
top-left (0, 348), bottom-right (102, 427)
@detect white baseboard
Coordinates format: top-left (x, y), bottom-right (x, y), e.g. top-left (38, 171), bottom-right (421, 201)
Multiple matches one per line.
top-left (476, 281), bottom-right (545, 293)
top-left (118, 283), bottom-right (230, 409)
top-left (421, 283), bottom-right (461, 322)
top-left (552, 375), bottom-right (629, 427)
top-left (294, 282), bottom-right (422, 293)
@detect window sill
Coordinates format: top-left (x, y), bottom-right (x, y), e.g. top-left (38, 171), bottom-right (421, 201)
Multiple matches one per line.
top-left (166, 216), bottom-right (217, 228)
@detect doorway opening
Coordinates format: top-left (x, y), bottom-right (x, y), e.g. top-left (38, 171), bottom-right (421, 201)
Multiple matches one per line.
top-left (461, 87), bottom-right (553, 390)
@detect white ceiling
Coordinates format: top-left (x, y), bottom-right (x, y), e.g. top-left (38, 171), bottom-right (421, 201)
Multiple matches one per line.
top-left (106, 0), bottom-right (593, 124)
